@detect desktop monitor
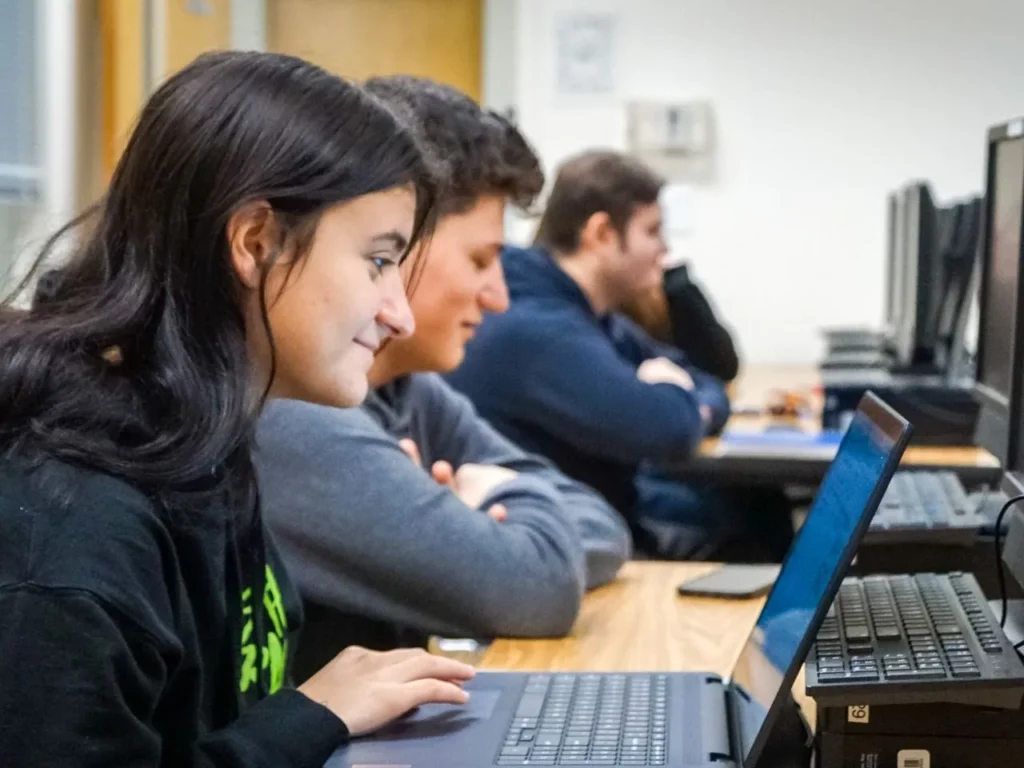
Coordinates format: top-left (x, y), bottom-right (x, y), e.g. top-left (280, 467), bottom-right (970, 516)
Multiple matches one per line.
top-left (891, 182), bottom-right (942, 368)
top-left (974, 119), bottom-right (1024, 467)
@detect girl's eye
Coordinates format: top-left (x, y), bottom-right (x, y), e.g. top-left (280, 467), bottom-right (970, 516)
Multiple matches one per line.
top-left (369, 255), bottom-right (396, 278)
top-left (472, 253), bottom-right (495, 272)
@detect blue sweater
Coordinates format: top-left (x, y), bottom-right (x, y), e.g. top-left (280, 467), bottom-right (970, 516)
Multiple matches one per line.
top-left (446, 246), bottom-right (731, 520)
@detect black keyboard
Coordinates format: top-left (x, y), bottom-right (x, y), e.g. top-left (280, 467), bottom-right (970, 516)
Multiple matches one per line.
top-left (866, 471), bottom-right (986, 545)
top-left (820, 350), bottom-right (895, 370)
top-left (807, 573), bottom-right (1024, 699)
top-left (499, 674), bottom-right (668, 766)
top-left (974, 489), bottom-right (1012, 536)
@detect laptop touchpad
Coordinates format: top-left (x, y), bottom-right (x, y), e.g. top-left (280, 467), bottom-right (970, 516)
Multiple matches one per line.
top-left (369, 690), bottom-right (502, 742)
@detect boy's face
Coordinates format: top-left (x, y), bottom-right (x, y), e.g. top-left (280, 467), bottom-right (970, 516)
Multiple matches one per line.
top-left (373, 195), bottom-right (509, 377)
top-left (609, 202), bottom-right (669, 303)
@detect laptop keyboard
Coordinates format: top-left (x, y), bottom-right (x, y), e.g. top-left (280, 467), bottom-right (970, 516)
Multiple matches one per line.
top-left (498, 674), bottom-right (668, 766)
top-left (810, 573), bottom-right (1007, 685)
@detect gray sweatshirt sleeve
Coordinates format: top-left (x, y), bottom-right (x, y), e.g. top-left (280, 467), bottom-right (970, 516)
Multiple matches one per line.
top-left (256, 398), bottom-right (585, 639)
top-left (407, 375), bottom-right (631, 589)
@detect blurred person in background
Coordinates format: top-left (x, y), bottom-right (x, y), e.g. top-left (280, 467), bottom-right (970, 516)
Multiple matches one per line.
top-left (448, 150), bottom-right (794, 562)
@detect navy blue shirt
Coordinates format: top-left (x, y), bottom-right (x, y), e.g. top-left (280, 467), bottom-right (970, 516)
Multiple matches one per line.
top-left (446, 246), bottom-right (730, 520)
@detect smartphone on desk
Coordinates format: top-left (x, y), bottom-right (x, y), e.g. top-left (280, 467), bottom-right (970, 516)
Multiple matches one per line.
top-left (677, 564), bottom-right (780, 599)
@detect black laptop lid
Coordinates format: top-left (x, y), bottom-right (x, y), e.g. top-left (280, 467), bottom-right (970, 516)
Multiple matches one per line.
top-left (730, 393), bottom-right (912, 765)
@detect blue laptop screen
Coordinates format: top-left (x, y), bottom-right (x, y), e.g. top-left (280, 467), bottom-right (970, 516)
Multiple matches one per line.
top-left (729, 406), bottom-right (899, 760)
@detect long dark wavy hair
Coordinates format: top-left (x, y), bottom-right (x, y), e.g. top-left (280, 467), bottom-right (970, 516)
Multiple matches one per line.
top-left (0, 51), bottom-right (437, 517)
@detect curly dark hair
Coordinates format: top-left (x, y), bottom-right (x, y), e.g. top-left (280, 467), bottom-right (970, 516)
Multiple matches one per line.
top-left (364, 76), bottom-right (544, 215)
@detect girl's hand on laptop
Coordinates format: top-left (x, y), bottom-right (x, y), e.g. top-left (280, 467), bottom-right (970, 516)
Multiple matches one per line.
top-left (298, 646), bottom-right (475, 737)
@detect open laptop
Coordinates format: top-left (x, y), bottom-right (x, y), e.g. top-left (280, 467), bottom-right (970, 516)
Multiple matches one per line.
top-left (330, 393), bottom-right (912, 768)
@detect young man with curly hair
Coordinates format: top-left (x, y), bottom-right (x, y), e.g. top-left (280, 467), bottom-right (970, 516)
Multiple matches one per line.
top-left (257, 79), bottom-right (631, 682)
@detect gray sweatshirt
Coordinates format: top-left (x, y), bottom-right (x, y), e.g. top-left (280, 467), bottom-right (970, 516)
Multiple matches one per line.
top-left (256, 373), bottom-right (630, 672)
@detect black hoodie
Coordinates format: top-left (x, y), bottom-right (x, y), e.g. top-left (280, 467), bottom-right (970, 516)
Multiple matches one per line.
top-left (0, 456), bottom-right (348, 766)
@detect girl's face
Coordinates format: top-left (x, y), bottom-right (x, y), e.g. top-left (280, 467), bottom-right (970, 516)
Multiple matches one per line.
top-left (236, 186), bottom-right (418, 407)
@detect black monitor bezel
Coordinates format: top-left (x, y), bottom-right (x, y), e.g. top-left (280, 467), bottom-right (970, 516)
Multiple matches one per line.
top-left (974, 120), bottom-right (1024, 467)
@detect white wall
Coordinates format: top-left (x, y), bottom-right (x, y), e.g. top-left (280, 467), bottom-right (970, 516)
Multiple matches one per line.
top-left (491, 0), bottom-right (1024, 364)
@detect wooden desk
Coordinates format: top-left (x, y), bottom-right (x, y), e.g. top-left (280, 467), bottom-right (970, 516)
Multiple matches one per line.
top-left (480, 562), bottom-right (757, 674)
top-left (476, 561), bottom-right (812, 719)
top-left (682, 365), bottom-right (1001, 485)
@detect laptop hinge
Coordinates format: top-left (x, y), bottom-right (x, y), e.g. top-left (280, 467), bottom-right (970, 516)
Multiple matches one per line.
top-left (726, 681), bottom-right (750, 765)
top-left (702, 676), bottom-right (737, 765)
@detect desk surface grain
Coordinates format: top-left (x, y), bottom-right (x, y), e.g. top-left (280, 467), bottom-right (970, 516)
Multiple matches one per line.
top-left (480, 562), bottom-right (763, 674)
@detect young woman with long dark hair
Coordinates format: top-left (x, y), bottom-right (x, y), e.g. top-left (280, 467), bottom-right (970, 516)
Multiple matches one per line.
top-left (0, 51), bottom-right (474, 766)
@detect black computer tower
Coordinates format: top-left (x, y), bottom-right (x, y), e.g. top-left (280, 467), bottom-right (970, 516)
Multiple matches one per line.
top-left (816, 700), bottom-right (1024, 768)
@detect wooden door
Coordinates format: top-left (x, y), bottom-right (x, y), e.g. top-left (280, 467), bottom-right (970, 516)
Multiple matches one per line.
top-left (269, 0), bottom-right (482, 100)
top-left (99, 0), bottom-right (232, 178)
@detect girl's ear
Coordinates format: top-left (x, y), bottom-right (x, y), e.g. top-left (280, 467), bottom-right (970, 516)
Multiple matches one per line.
top-left (228, 202), bottom-right (279, 290)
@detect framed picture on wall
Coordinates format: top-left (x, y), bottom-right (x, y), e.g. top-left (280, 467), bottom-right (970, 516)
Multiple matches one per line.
top-left (555, 13), bottom-right (616, 96)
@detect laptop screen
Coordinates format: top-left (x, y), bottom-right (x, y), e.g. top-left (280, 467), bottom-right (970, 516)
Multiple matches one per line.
top-left (729, 396), bottom-right (909, 764)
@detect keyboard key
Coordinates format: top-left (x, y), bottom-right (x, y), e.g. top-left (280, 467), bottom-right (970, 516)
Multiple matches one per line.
top-left (845, 671), bottom-right (880, 681)
top-left (844, 625), bottom-right (871, 640)
top-left (952, 668), bottom-right (982, 678)
top-left (884, 669), bottom-right (948, 681)
top-left (516, 693), bottom-right (547, 718)
top-left (816, 672), bottom-right (847, 682)
top-left (501, 746), bottom-right (531, 756)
